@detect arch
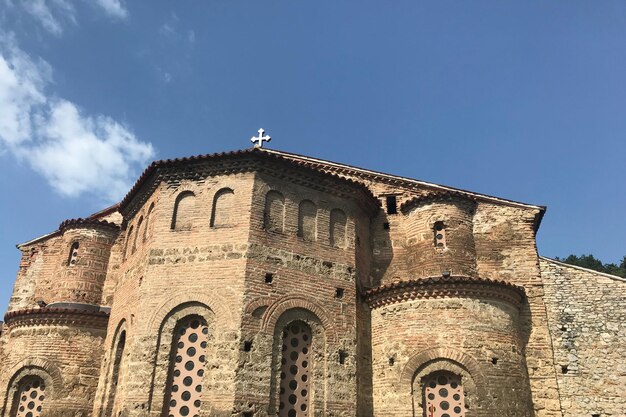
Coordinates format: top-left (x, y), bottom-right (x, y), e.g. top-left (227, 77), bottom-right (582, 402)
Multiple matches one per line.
top-left (261, 296), bottom-right (338, 343)
top-left (103, 328), bottom-right (126, 417)
top-left (329, 208), bottom-right (347, 248)
top-left (264, 190), bottom-right (285, 232)
top-left (132, 216), bottom-right (143, 254)
top-left (298, 200), bottom-right (317, 242)
top-left (142, 202), bottom-right (155, 241)
top-left (210, 187), bottom-right (235, 227)
top-left (10, 375), bottom-right (46, 417)
top-left (171, 191), bottom-right (196, 231)
top-left (147, 291), bottom-right (235, 336)
top-left (124, 225), bottom-right (134, 259)
top-left (147, 303), bottom-right (217, 413)
top-left (2, 359), bottom-right (63, 415)
top-left (400, 347), bottom-right (487, 397)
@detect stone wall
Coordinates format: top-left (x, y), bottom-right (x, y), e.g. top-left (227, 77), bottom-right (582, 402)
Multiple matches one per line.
top-left (540, 258), bottom-right (626, 417)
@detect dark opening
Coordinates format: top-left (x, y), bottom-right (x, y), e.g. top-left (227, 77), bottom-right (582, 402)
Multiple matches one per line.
top-left (591, 414), bottom-right (600, 417)
top-left (383, 222), bottom-right (390, 230)
top-left (388, 357), bottom-right (395, 366)
top-left (386, 195), bottom-right (398, 214)
top-left (491, 357), bottom-right (498, 365)
top-left (244, 341), bottom-right (253, 352)
top-left (264, 273), bottom-right (273, 284)
top-left (338, 350), bottom-right (348, 365)
top-left (561, 365), bottom-right (569, 374)
top-left (243, 412), bottom-right (253, 417)
top-left (335, 288), bottom-right (345, 299)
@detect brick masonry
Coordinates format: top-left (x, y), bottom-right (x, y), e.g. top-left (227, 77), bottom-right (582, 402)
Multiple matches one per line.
top-left (0, 147), bottom-right (623, 417)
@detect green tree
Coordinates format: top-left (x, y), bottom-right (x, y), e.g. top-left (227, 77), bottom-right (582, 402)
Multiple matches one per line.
top-left (557, 254), bottom-right (626, 278)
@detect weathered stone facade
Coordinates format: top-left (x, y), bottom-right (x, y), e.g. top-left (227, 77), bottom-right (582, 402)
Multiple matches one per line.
top-left (0, 147), bottom-right (623, 417)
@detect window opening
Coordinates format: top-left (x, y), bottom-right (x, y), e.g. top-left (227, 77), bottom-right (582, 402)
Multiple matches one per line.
top-left (163, 316), bottom-right (209, 417)
top-left (12, 376), bottom-right (46, 417)
top-left (386, 196), bottom-right (398, 215)
top-left (279, 321), bottom-right (312, 417)
top-left (67, 242), bottom-right (79, 266)
top-left (423, 372), bottom-right (464, 417)
top-left (434, 222), bottom-right (446, 250)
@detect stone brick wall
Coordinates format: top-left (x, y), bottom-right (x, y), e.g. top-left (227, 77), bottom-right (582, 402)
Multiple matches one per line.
top-left (540, 258), bottom-right (626, 417)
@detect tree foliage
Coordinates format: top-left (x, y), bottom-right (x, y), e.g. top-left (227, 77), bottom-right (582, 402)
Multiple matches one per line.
top-left (555, 254), bottom-right (626, 278)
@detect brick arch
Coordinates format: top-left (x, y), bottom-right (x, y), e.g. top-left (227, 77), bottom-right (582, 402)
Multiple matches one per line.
top-left (261, 296), bottom-right (338, 343)
top-left (146, 291), bottom-right (235, 335)
top-left (400, 347), bottom-right (487, 390)
top-left (245, 297), bottom-right (271, 315)
top-left (3, 357), bottom-right (64, 414)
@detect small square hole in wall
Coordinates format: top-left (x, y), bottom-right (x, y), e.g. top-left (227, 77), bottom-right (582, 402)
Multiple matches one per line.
top-left (383, 222), bottom-right (390, 230)
top-left (244, 341), bottom-right (253, 352)
top-left (243, 412), bottom-right (253, 417)
top-left (264, 273), bottom-right (273, 284)
top-left (335, 288), bottom-right (345, 299)
top-left (388, 356), bottom-right (395, 366)
top-left (338, 350), bottom-right (348, 365)
top-left (491, 357), bottom-right (498, 365)
top-left (561, 365), bottom-right (568, 374)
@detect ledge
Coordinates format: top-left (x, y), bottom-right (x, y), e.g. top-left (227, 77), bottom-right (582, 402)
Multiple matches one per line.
top-left (4, 307), bottom-right (110, 329)
top-left (364, 275), bottom-right (525, 309)
top-left (59, 218), bottom-right (120, 233)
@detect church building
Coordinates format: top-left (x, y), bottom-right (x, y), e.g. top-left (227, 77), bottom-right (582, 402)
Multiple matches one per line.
top-left (0, 139), bottom-right (624, 417)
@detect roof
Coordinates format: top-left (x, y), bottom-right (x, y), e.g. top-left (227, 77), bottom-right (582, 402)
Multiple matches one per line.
top-left (17, 145), bottom-right (547, 246)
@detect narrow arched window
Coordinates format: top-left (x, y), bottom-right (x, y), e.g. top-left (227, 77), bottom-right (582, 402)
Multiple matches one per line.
top-left (434, 221), bottom-right (446, 250)
top-left (105, 330), bottom-right (126, 416)
top-left (423, 372), bottom-right (465, 417)
top-left (67, 241), bottom-right (79, 266)
top-left (132, 217), bottom-right (143, 254)
top-left (264, 191), bottom-right (285, 232)
top-left (279, 321), bottom-right (312, 417)
top-left (298, 200), bottom-right (317, 242)
top-left (329, 209), bottom-right (347, 248)
top-left (11, 376), bottom-right (46, 417)
top-left (124, 226), bottom-right (134, 258)
top-left (163, 316), bottom-right (209, 417)
top-left (171, 191), bottom-right (196, 231)
top-left (210, 188), bottom-right (235, 227)
top-left (142, 203), bottom-right (154, 242)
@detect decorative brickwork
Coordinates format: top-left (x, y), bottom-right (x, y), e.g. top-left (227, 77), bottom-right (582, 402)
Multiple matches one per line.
top-left (0, 147), bottom-right (622, 417)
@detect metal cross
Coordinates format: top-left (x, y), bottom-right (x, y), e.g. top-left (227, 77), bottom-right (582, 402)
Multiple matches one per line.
top-left (251, 128), bottom-right (271, 148)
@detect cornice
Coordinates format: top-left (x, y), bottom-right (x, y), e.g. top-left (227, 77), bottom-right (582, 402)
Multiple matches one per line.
top-left (4, 307), bottom-right (110, 330)
top-left (364, 275), bottom-right (525, 309)
top-left (119, 148), bottom-right (381, 219)
top-left (399, 191), bottom-right (477, 213)
top-left (59, 218), bottom-right (120, 233)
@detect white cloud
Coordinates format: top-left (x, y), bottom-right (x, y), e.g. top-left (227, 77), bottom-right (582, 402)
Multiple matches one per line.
top-left (23, 0), bottom-right (68, 36)
top-left (0, 33), bottom-right (154, 202)
top-left (93, 0), bottom-right (128, 20)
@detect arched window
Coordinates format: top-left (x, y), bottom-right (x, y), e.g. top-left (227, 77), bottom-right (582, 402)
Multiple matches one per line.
top-left (124, 226), bottom-right (134, 259)
top-left (279, 321), bottom-right (312, 417)
top-left (11, 376), bottom-right (46, 417)
top-left (163, 316), bottom-right (209, 417)
top-left (210, 188), bottom-right (235, 228)
top-left (143, 203), bottom-right (154, 242)
top-left (67, 241), bottom-right (79, 266)
top-left (104, 330), bottom-right (126, 416)
top-left (298, 200), bottom-right (317, 242)
top-left (329, 209), bottom-right (347, 248)
top-left (132, 216), bottom-right (143, 254)
top-left (171, 191), bottom-right (196, 231)
top-left (264, 191), bottom-right (285, 232)
top-left (423, 372), bottom-right (464, 417)
top-left (434, 221), bottom-right (446, 250)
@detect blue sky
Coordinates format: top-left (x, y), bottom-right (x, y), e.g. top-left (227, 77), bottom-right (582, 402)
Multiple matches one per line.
top-left (1, 1), bottom-right (625, 314)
